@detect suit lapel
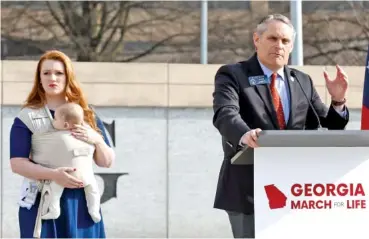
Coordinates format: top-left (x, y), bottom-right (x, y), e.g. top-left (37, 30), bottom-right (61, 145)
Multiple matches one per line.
top-left (284, 66), bottom-right (299, 128)
top-left (242, 54), bottom-right (279, 129)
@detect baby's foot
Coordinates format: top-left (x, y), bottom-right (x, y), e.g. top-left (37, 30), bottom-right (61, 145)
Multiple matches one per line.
top-left (89, 210), bottom-right (101, 223)
top-left (41, 206), bottom-right (61, 220)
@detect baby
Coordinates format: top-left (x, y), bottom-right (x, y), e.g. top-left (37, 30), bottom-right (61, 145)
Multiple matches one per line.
top-left (36, 102), bottom-right (101, 223)
top-left (52, 102), bottom-right (85, 131)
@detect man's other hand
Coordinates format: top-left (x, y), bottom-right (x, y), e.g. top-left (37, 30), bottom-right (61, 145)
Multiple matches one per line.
top-left (241, 128), bottom-right (262, 148)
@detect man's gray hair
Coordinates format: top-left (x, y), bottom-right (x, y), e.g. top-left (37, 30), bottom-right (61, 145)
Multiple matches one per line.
top-left (255, 14), bottom-right (296, 40)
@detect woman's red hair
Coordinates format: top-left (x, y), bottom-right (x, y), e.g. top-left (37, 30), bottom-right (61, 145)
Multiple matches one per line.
top-left (23, 50), bottom-right (99, 132)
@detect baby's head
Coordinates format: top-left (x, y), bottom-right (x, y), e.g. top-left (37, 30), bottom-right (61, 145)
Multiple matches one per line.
top-left (53, 103), bottom-right (84, 130)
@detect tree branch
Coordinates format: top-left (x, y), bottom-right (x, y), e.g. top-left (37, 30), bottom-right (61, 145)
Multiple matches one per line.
top-left (304, 45), bottom-right (367, 62)
top-left (121, 33), bottom-right (193, 62)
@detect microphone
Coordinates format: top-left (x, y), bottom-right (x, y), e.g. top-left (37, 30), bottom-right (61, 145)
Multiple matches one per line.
top-left (290, 70), bottom-right (325, 130)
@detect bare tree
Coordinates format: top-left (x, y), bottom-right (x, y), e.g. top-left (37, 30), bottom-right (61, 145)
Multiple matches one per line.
top-left (193, 1), bottom-right (369, 65)
top-left (158, 9), bottom-right (262, 64)
top-left (1, 1), bottom-right (197, 62)
top-left (303, 2), bottom-right (369, 65)
top-left (201, 1), bottom-right (369, 66)
top-left (2, 1), bottom-right (368, 65)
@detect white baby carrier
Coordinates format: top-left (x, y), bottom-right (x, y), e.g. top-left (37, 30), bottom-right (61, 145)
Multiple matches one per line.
top-left (17, 106), bottom-right (97, 238)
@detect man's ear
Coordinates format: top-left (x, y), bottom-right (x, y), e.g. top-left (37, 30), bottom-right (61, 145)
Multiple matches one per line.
top-left (289, 42), bottom-right (294, 54)
top-left (253, 32), bottom-right (259, 51)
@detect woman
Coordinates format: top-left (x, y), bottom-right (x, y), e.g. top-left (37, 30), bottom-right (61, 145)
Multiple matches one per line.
top-left (10, 50), bottom-right (115, 238)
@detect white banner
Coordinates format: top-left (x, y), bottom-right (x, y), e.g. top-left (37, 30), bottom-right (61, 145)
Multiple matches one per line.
top-left (254, 147), bottom-right (369, 239)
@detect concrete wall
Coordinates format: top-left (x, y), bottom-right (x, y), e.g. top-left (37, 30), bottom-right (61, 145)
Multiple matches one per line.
top-left (1, 60), bottom-right (366, 108)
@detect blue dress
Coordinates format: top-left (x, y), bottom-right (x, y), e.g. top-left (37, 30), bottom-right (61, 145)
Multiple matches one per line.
top-left (10, 110), bottom-right (111, 238)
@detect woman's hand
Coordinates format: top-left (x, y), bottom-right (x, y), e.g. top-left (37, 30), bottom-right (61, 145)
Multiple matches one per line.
top-left (71, 123), bottom-right (115, 168)
top-left (70, 124), bottom-right (104, 145)
top-left (52, 167), bottom-right (84, 188)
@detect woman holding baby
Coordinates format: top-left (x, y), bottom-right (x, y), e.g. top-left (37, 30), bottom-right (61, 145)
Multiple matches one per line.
top-left (9, 50), bottom-right (115, 238)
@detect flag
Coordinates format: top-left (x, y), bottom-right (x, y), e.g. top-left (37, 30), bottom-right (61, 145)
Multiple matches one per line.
top-left (361, 45), bottom-right (369, 129)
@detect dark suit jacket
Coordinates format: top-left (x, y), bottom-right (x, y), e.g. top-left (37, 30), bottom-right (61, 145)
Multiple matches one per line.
top-left (212, 53), bottom-right (349, 214)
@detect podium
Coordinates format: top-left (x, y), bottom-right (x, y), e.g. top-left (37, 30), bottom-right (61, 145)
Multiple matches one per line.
top-left (231, 130), bottom-right (369, 239)
top-left (231, 130), bottom-right (369, 165)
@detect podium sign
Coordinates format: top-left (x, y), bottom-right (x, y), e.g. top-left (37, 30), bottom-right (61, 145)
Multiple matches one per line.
top-left (254, 131), bottom-right (369, 239)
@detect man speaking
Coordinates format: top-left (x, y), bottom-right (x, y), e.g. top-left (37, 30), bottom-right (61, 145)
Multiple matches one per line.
top-left (212, 14), bottom-right (349, 238)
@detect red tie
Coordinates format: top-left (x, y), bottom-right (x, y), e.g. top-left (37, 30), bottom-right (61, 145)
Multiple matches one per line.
top-left (270, 73), bottom-right (286, 129)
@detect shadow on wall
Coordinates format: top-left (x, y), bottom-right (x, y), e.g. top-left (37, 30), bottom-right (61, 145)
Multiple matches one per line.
top-left (95, 119), bottom-right (125, 204)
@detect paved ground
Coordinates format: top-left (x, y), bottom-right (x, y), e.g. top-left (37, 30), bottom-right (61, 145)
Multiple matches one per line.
top-left (0, 106), bottom-right (362, 238)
